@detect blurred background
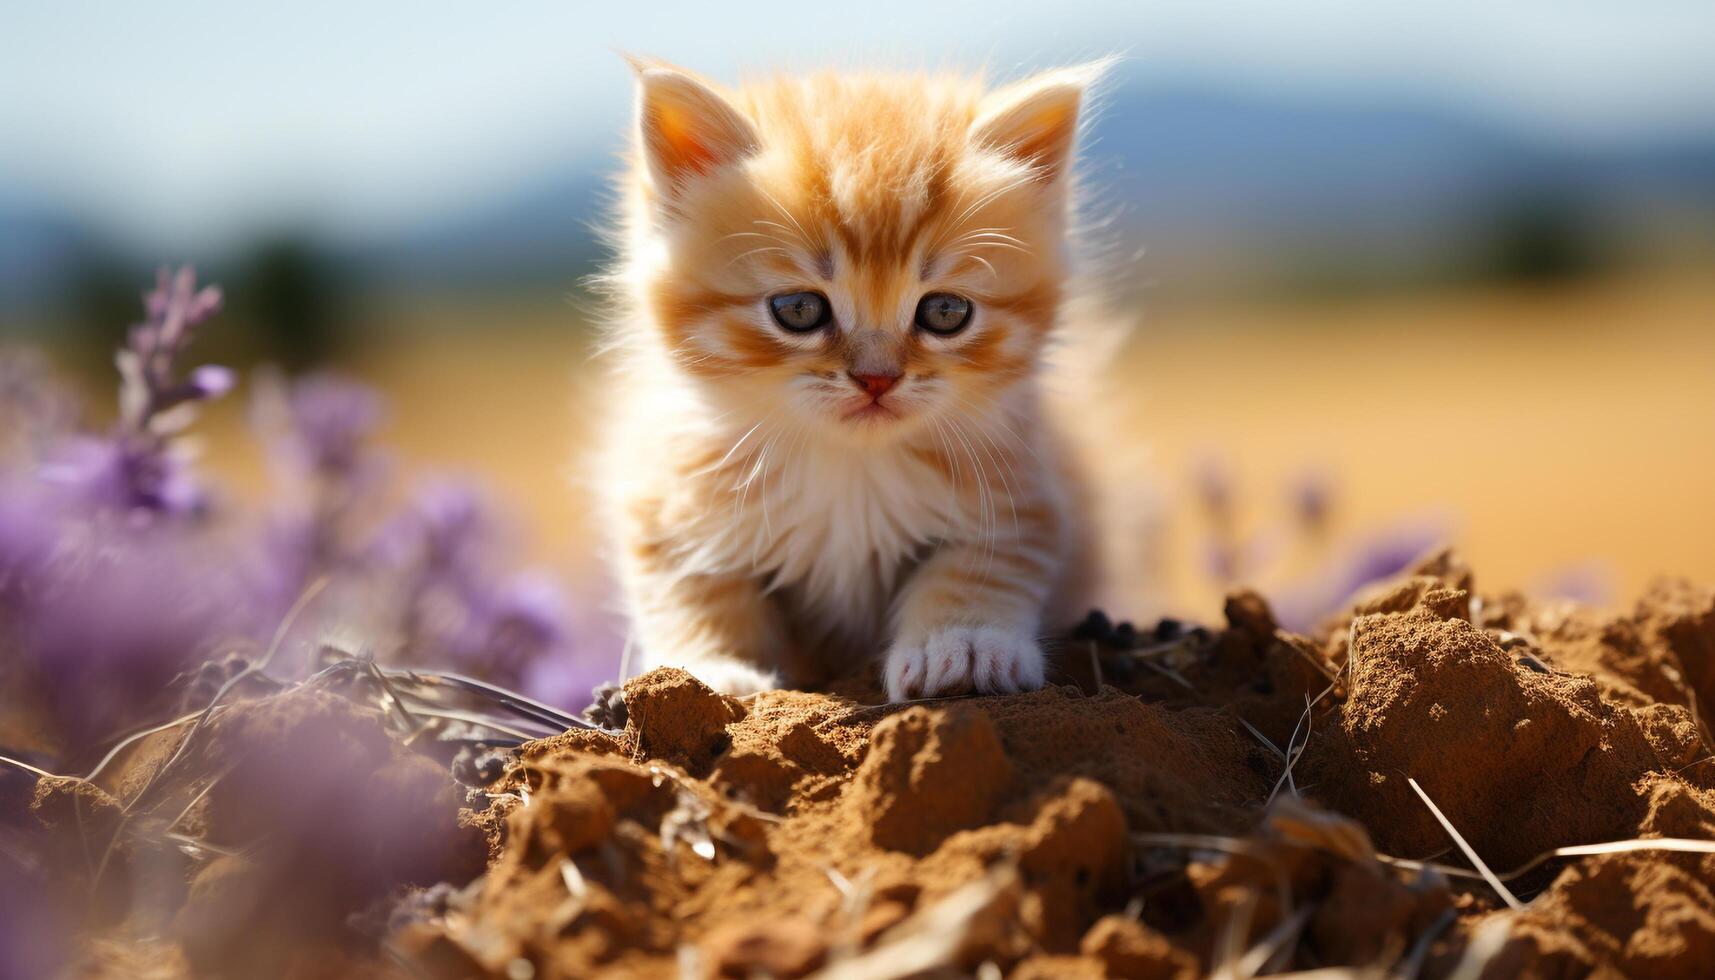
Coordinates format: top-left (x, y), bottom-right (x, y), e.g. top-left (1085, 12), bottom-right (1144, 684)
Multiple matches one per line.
top-left (4, 0), bottom-right (1713, 628)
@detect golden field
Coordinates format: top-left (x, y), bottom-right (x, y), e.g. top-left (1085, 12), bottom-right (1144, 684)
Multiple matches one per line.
top-left (168, 270), bottom-right (1715, 622)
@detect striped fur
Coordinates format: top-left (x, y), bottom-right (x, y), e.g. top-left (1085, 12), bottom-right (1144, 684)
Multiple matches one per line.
top-left (599, 60), bottom-right (1103, 699)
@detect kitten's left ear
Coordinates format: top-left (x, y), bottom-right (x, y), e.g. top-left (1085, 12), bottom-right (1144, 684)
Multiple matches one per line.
top-left (971, 59), bottom-right (1112, 182)
top-left (628, 57), bottom-right (759, 196)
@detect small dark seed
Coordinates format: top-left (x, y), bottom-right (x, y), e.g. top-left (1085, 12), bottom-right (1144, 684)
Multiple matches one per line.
top-left (1072, 609), bottom-right (1113, 641)
top-left (1114, 622), bottom-right (1139, 648)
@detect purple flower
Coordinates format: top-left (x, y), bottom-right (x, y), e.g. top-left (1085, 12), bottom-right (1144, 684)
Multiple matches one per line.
top-left (1530, 562), bottom-right (1615, 607)
top-left (1200, 536), bottom-right (1240, 585)
top-left (264, 372), bottom-right (388, 479)
top-left (1192, 453), bottom-right (1234, 521)
top-left (244, 373), bottom-right (395, 622)
top-left (44, 265), bottom-right (237, 522)
top-left (0, 265), bottom-right (617, 752)
top-left (411, 480), bottom-right (490, 569)
top-left (1289, 466), bottom-right (1334, 532)
top-left (38, 434), bottom-right (210, 518)
top-left (7, 493), bottom-right (267, 745)
top-left (1270, 516), bottom-right (1451, 632)
top-left (118, 266), bottom-right (227, 436)
top-left (482, 570), bottom-right (569, 673)
top-left (187, 364), bottom-right (238, 400)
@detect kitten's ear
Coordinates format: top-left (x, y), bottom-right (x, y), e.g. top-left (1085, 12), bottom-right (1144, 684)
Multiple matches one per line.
top-left (970, 60), bottom-right (1111, 182)
top-left (630, 58), bottom-right (759, 195)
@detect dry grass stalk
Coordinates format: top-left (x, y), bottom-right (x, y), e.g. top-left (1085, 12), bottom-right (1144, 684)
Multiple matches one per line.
top-left (1380, 835), bottom-right (1715, 885)
top-left (1406, 777), bottom-right (1522, 910)
top-left (1444, 913), bottom-right (1514, 980)
top-left (808, 866), bottom-right (1018, 980)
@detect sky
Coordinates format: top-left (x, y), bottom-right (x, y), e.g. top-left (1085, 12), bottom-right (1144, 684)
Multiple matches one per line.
top-left (2, 1), bottom-right (1713, 254)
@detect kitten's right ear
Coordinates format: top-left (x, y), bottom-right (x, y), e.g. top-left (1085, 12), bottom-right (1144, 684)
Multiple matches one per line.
top-left (971, 59), bottom-right (1111, 183)
top-left (630, 58), bottom-right (759, 196)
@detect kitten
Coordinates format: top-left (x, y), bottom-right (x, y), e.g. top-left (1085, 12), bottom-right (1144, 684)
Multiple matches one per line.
top-left (600, 59), bottom-right (1102, 701)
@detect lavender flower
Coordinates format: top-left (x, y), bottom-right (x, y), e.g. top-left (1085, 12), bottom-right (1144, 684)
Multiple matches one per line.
top-left (44, 265), bottom-right (236, 519)
top-left (1289, 466), bottom-right (1333, 534)
top-left (118, 266), bottom-right (226, 436)
top-left (1530, 562), bottom-right (1615, 607)
top-left (362, 478), bottom-right (625, 702)
top-left (39, 434), bottom-right (209, 518)
top-left (1192, 453), bottom-right (1235, 522)
top-left (0, 264), bottom-right (615, 757)
top-left (1270, 517), bottom-right (1451, 632)
top-left (247, 371), bottom-right (394, 619)
top-left (259, 370), bottom-right (388, 481)
top-left (485, 571), bottom-right (568, 664)
top-left (1193, 453), bottom-right (1242, 585)
top-left (382, 480), bottom-right (519, 668)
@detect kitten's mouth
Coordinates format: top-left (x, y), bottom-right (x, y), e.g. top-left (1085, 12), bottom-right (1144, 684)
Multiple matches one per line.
top-left (842, 399), bottom-right (900, 423)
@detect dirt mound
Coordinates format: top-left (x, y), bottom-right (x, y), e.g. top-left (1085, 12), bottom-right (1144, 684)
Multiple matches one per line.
top-left (390, 553), bottom-right (1715, 978)
top-left (14, 554), bottom-right (1715, 978)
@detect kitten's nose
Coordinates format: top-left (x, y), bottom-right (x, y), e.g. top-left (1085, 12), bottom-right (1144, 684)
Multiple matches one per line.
top-left (849, 371), bottom-right (901, 399)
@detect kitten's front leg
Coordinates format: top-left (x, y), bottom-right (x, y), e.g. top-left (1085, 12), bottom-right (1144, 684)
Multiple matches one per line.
top-left (631, 567), bottom-right (788, 697)
top-left (883, 541), bottom-right (1056, 701)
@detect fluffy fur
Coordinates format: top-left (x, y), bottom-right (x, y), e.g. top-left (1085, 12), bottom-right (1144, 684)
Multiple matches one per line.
top-left (599, 59), bottom-right (1103, 700)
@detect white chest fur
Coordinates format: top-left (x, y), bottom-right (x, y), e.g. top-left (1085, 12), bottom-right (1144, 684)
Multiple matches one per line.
top-left (723, 436), bottom-right (964, 639)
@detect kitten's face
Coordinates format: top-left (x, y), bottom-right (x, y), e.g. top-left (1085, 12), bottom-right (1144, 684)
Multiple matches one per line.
top-left (628, 64), bottom-right (1097, 445)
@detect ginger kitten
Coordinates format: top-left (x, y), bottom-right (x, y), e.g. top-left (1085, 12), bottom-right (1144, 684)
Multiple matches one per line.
top-left (601, 59), bottom-right (1102, 701)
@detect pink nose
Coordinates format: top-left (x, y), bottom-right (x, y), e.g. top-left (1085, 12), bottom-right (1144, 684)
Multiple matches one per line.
top-left (849, 371), bottom-right (901, 399)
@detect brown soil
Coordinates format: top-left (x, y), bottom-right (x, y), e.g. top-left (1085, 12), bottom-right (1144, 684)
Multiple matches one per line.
top-left (395, 552), bottom-right (1715, 978)
top-left (17, 552), bottom-right (1715, 978)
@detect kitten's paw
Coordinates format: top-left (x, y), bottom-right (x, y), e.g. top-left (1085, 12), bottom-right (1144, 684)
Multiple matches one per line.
top-left (676, 657), bottom-right (779, 697)
top-left (883, 626), bottom-right (1045, 702)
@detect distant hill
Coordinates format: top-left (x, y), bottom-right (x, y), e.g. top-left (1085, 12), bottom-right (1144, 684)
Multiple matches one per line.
top-left (0, 195), bottom-right (105, 313)
top-left (295, 84), bottom-right (1715, 292)
top-left (353, 148), bottom-right (616, 289)
top-left (4, 84), bottom-right (1712, 310)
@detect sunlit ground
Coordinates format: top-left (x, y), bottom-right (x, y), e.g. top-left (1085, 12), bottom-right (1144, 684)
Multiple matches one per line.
top-left (132, 269), bottom-right (1715, 625)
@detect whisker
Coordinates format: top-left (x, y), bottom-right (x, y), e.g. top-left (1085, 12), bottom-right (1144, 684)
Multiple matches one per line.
top-left (753, 188), bottom-right (815, 249)
top-left (932, 177), bottom-right (1034, 248)
top-left (716, 230), bottom-right (783, 246)
top-left (728, 245), bottom-right (792, 268)
top-left (944, 415), bottom-right (997, 580)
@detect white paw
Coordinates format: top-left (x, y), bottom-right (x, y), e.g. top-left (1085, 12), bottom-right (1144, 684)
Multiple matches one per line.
top-left (677, 657), bottom-right (779, 697)
top-left (883, 626), bottom-right (1045, 702)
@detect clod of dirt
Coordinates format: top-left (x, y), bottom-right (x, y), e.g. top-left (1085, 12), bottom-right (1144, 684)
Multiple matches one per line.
top-left (1304, 585), bottom-right (1703, 867)
top-left (1638, 580), bottom-right (1715, 718)
top-left (1484, 776), bottom-right (1715, 977)
top-left (620, 667), bottom-right (745, 773)
top-left (849, 705), bottom-right (1013, 854)
top-left (1078, 915), bottom-right (1200, 979)
top-left (701, 916), bottom-right (827, 978)
top-left (982, 687), bottom-right (1269, 835)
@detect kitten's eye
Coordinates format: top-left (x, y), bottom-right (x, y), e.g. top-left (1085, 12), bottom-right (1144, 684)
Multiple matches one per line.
top-left (914, 292), bottom-right (972, 336)
top-left (768, 291), bottom-right (832, 333)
